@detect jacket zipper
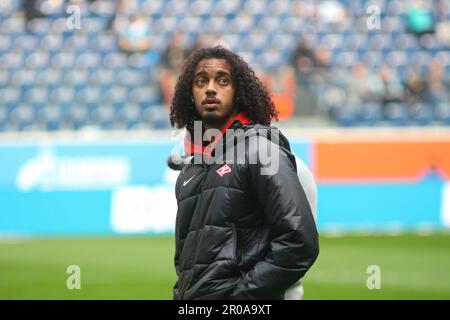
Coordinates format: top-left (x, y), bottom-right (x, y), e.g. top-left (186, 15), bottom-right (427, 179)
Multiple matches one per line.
top-left (231, 223), bottom-right (239, 267)
top-left (180, 162), bottom-right (208, 299)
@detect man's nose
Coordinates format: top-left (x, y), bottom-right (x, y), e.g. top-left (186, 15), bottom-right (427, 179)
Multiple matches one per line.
top-left (206, 80), bottom-right (217, 95)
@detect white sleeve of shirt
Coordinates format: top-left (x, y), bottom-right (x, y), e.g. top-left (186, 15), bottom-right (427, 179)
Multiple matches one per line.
top-left (285, 155), bottom-right (317, 300)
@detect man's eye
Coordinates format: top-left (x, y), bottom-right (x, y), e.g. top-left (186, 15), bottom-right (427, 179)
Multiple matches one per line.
top-left (218, 78), bottom-right (229, 85)
top-left (196, 78), bottom-right (206, 85)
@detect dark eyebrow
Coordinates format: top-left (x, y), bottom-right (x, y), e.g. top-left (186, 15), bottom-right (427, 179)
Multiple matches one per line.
top-left (215, 70), bottom-right (231, 77)
top-left (193, 70), bottom-right (208, 78)
top-left (193, 70), bottom-right (231, 78)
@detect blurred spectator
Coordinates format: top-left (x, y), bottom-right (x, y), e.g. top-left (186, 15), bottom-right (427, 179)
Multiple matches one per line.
top-left (161, 32), bottom-right (189, 72)
top-left (291, 37), bottom-right (336, 115)
top-left (22, 0), bottom-right (44, 22)
top-left (22, 0), bottom-right (69, 22)
top-left (259, 65), bottom-right (296, 121)
top-left (316, 0), bottom-right (347, 24)
top-left (106, 0), bottom-right (124, 30)
top-left (291, 36), bottom-right (316, 80)
top-left (346, 63), bottom-right (384, 107)
top-left (160, 32), bottom-right (189, 106)
top-left (117, 14), bottom-right (151, 54)
top-left (424, 59), bottom-right (450, 105)
top-left (379, 65), bottom-right (404, 105)
top-left (403, 69), bottom-right (427, 106)
top-left (436, 20), bottom-right (450, 48)
top-left (405, 0), bottom-right (435, 36)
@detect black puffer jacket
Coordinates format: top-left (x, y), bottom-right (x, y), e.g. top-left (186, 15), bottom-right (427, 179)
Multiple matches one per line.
top-left (173, 119), bottom-right (319, 300)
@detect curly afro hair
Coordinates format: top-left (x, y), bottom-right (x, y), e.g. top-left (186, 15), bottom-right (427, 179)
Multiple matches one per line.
top-left (169, 46), bottom-right (278, 131)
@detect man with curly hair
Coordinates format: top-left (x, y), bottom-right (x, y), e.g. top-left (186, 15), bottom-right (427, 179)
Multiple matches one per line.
top-left (169, 46), bottom-right (319, 300)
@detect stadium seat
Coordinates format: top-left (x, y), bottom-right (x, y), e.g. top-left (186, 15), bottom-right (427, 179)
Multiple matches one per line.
top-left (0, 35), bottom-right (12, 54)
top-left (410, 103), bottom-right (434, 125)
top-left (360, 103), bottom-right (383, 125)
top-left (335, 105), bottom-right (360, 127)
top-left (434, 102), bottom-right (450, 125)
top-left (384, 103), bottom-right (410, 126)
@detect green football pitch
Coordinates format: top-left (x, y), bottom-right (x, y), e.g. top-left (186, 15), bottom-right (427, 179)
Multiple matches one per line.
top-left (1, 233), bottom-right (449, 299)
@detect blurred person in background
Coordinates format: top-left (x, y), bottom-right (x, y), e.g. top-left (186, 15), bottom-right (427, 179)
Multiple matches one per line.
top-left (290, 36), bottom-right (320, 116)
top-left (403, 69), bottom-right (428, 107)
top-left (117, 14), bottom-right (151, 54)
top-left (345, 62), bottom-right (384, 108)
top-left (22, 0), bottom-right (66, 22)
top-left (22, 0), bottom-right (44, 22)
top-left (291, 36), bottom-right (317, 85)
top-left (169, 46), bottom-right (319, 300)
top-left (315, 0), bottom-right (347, 25)
top-left (405, 0), bottom-right (436, 36)
top-left (424, 59), bottom-right (450, 105)
top-left (379, 65), bottom-right (404, 106)
top-left (160, 32), bottom-right (190, 106)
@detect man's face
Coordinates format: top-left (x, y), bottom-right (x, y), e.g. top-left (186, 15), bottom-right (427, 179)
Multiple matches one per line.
top-left (192, 58), bottom-right (237, 130)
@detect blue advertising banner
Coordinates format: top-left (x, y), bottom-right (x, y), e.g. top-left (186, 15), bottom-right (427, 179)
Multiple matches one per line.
top-left (0, 139), bottom-right (447, 236)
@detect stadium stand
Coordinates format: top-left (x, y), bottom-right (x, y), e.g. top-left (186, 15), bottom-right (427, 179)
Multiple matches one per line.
top-left (0, 0), bottom-right (449, 131)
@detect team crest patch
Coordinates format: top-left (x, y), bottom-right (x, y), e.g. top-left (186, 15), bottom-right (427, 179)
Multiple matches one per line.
top-left (216, 164), bottom-right (232, 177)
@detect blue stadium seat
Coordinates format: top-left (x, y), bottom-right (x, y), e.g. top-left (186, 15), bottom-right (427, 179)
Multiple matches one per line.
top-left (359, 103), bottom-right (383, 125)
top-left (334, 51), bottom-right (358, 68)
top-left (26, 18), bottom-right (52, 36)
top-left (0, 70), bottom-right (10, 88)
top-left (12, 105), bottom-right (35, 131)
top-left (410, 103), bottom-right (434, 125)
top-left (334, 105), bottom-right (359, 127)
top-left (129, 86), bottom-right (161, 106)
top-left (227, 15), bottom-right (254, 34)
top-left (0, 35), bottom-right (12, 54)
top-left (242, 0), bottom-right (266, 15)
top-left (1, 53), bottom-right (24, 70)
top-left (280, 17), bottom-right (304, 34)
top-left (386, 0), bottom-right (406, 16)
top-left (23, 87), bottom-right (48, 105)
top-left (40, 104), bottom-right (63, 131)
top-left (142, 105), bottom-right (171, 129)
top-left (50, 52), bottom-right (76, 69)
top-left (102, 53), bottom-right (127, 69)
top-left (434, 103), bottom-right (450, 125)
top-left (1, 18), bottom-right (25, 36)
top-left (257, 17), bottom-right (281, 34)
top-left (393, 33), bottom-right (417, 51)
top-left (369, 33), bottom-right (392, 51)
top-left (188, 0), bottom-right (214, 16)
top-left (343, 33), bottom-right (367, 51)
top-left (89, 0), bottom-right (116, 19)
top-left (25, 52), bottom-right (50, 70)
top-left (68, 104), bottom-right (89, 129)
top-left (384, 102), bottom-right (410, 126)
top-left (385, 51), bottom-right (408, 68)
top-left (75, 53), bottom-right (102, 70)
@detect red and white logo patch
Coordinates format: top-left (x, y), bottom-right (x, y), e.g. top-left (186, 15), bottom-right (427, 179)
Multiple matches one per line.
top-left (216, 164), bottom-right (232, 177)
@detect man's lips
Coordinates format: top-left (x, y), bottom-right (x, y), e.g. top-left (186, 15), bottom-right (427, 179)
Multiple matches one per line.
top-left (202, 98), bottom-right (221, 109)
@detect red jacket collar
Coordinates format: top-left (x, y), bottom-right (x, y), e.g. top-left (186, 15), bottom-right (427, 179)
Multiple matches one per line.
top-left (184, 112), bottom-right (251, 156)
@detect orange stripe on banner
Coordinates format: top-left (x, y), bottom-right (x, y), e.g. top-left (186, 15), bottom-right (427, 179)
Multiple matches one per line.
top-left (316, 141), bottom-right (450, 181)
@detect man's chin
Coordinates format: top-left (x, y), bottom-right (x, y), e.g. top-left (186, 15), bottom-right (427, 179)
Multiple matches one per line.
top-left (201, 112), bottom-right (223, 126)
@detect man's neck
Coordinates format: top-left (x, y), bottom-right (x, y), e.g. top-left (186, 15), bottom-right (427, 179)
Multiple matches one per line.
top-left (203, 110), bottom-right (240, 133)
